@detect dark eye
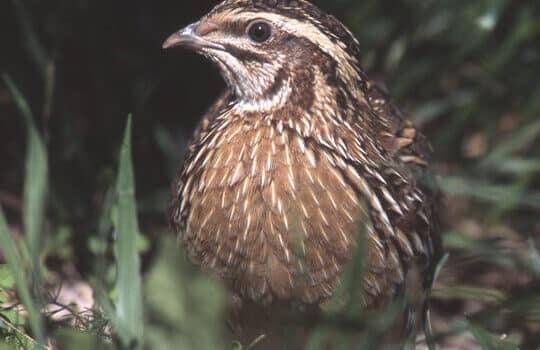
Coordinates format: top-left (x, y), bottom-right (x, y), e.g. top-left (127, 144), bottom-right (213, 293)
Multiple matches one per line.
top-left (247, 21), bottom-right (272, 43)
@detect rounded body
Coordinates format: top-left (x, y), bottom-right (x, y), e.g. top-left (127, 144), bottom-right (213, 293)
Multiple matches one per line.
top-left (167, 0), bottom-right (441, 329)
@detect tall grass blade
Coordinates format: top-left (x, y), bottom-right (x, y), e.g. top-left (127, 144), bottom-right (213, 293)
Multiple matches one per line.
top-left (432, 286), bottom-right (506, 303)
top-left (89, 277), bottom-right (126, 340)
top-left (2, 74), bottom-right (48, 261)
top-left (114, 116), bottom-right (143, 349)
top-left (424, 253), bottom-right (449, 350)
top-left (2, 74), bottom-right (48, 348)
top-left (0, 208), bottom-right (45, 347)
top-left (5, 76), bottom-right (47, 279)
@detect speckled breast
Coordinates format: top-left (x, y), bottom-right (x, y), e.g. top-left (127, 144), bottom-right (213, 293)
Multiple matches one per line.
top-left (178, 115), bottom-right (371, 304)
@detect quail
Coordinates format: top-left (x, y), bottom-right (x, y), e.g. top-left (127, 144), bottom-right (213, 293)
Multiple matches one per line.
top-left (164, 0), bottom-right (441, 334)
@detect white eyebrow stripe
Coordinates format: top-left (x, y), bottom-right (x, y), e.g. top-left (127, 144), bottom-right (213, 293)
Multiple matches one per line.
top-left (232, 12), bottom-right (361, 88)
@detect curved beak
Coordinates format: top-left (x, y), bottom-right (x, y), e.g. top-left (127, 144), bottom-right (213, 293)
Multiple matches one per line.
top-left (162, 21), bottom-right (225, 51)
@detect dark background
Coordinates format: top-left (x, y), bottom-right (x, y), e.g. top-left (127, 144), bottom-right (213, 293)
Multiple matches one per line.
top-left (1, 0), bottom-right (540, 348)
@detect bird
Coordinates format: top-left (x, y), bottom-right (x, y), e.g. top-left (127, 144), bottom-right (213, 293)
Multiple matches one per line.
top-left (164, 0), bottom-right (441, 336)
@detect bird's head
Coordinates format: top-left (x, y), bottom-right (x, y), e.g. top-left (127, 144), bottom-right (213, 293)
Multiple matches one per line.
top-left (163, 0), bottom-right (366, 113)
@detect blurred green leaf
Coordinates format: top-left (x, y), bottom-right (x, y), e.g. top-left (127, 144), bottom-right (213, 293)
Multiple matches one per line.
top-left (433, 286), bottom-right (506, 303)
top-left (384, 36), bottom-right (407, 72)
top-left (0, 336), bottom-right (34, 350)
top-left (42, 226), bottom-right (72, 260)
top-left (442, 232), bottom-right (518, 268)
top-left (0, 265), bottom-right (15, 290)
top-left (0, 308), bottom-right (25, 327)
top-left (114, 116), bottom-right (144, 349)
top-left (54, 329), bottom-right (115, 350)
top-left (305, 327), bottom-right (330, 350)
top-left (481, 118), bottom-right (540, 169)
top-left (144, 237), bottom-right (226, 350)
top-left (495, 158), bottom-right (540, 176)
top-left (412, 91), bottom-right (474, 125)
top-left (468, 321), bottom-right (497, 350)
top-left (325, 224), bottom-right (368, 317)
top-left (88, 237), bottom-right (108, 256)
top-left (466, 321), bottom-right (519, 350)
top-left (440, 176), bottom-right (540, 209)
top-left (91, 277), bottom-right (119, 332)
top-left (487, 7), bottom-right (540, 73)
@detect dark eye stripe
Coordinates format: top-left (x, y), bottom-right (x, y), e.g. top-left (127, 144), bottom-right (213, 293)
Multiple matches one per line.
top-left (222, 44), bottom-right (270, 63)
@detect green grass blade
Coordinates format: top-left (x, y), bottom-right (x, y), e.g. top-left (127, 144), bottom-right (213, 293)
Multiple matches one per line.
top-left (480, 118), bottom-right (540, 169)
top-left (114, 116), bottom-right (143, 349)
top-left (467, 321), bottom-right (496, 350)
top-left (2, 74), bottom-right (48, 348)
top-left (2, 74), bottom-right (48, 263)
top-left (245, 335), bottom-right (266, 350)
top-left (89, 277), bottom-right (126, 341)
top-left (465, 320), bottom-right (519, 350)
top-left (432, 286), bottom-right (507, 303)
top-left (0, 208), bottom-right (45, 347)
top-left (440, 176), bottom-right (540, 209)
top-left (424, 253), bottom-right (449, 350)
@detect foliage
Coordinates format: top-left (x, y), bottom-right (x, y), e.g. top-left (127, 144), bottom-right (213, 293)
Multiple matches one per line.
top-left (1, 76), bottom-right (46, 348)
top-left (144, 237), bottom-right (226, 350)
top-left (113, 116), bottom-right (144, 349)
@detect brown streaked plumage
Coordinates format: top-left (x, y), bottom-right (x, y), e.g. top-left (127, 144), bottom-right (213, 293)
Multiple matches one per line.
top-left (165, 0), bottom-right (441, 335)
